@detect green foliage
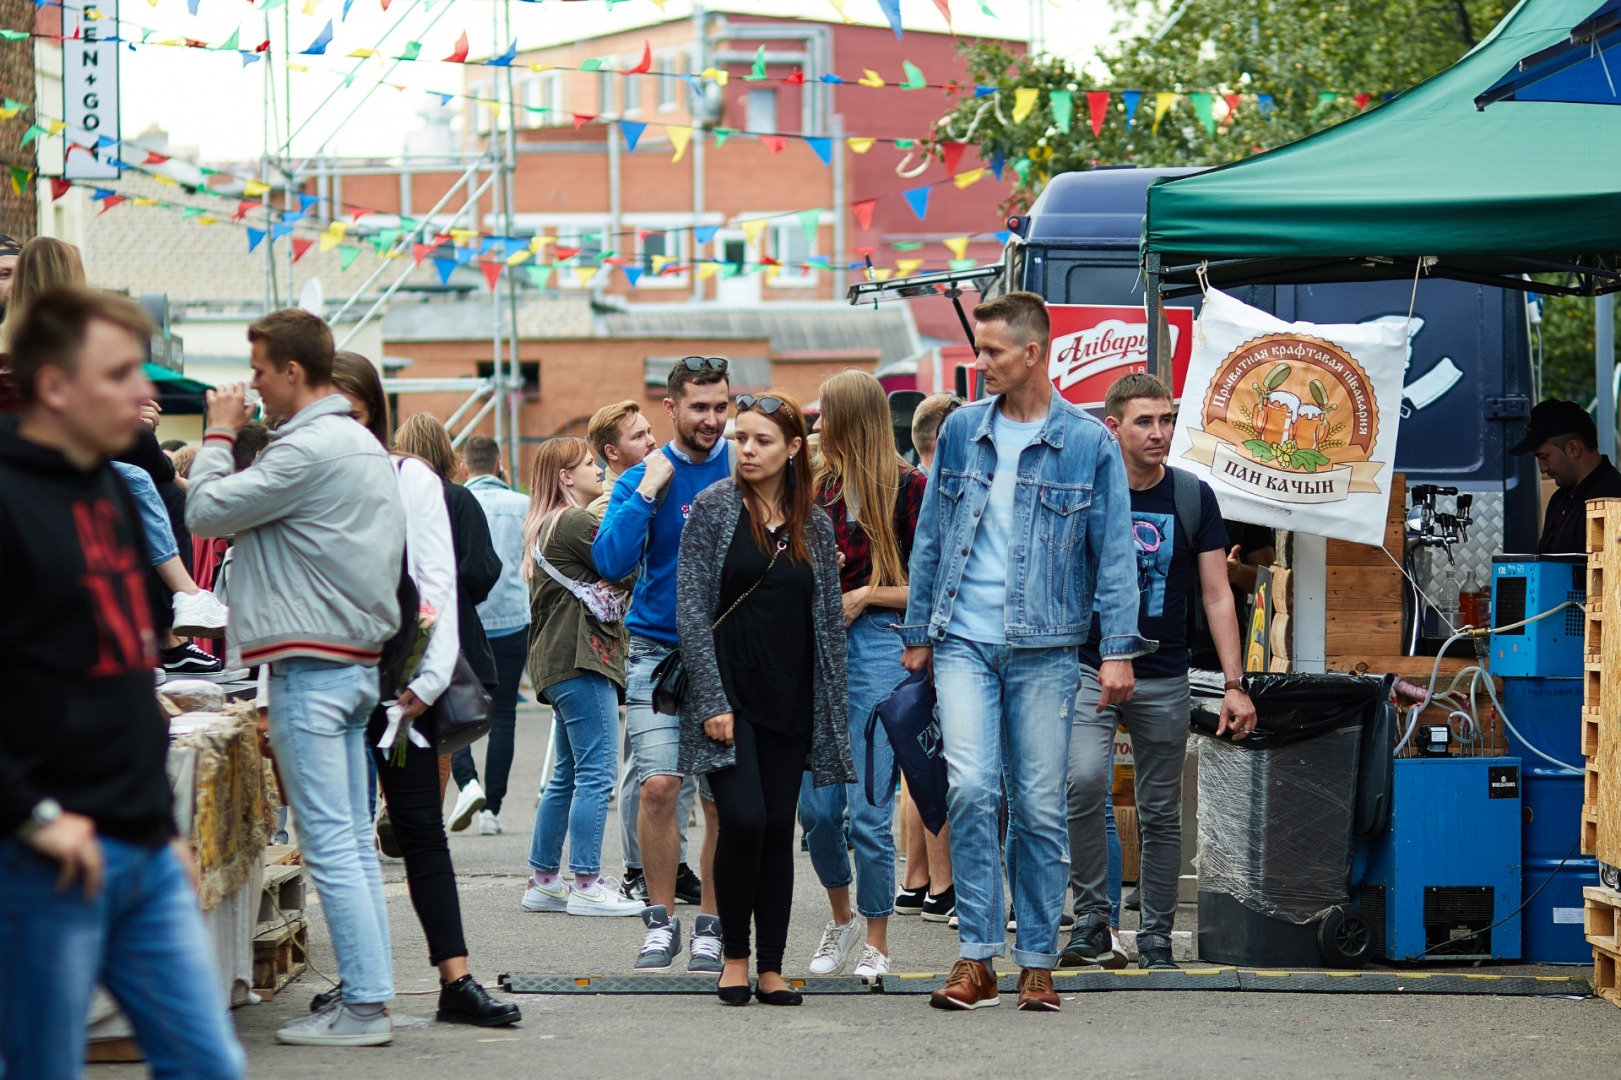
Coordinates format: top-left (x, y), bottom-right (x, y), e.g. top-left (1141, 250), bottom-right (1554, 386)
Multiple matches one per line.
top-left (936, 0), bottom-right (1512, 210)
top-left (1538, 293), bottom-right (1603, 403)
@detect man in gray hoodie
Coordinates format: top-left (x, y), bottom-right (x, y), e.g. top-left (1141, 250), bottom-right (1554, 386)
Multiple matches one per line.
top-left (187, 309), bottom-right (405, 1048)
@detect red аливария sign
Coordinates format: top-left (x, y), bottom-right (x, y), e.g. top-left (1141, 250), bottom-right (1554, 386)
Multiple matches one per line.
top-left (1047, 304), bottom-right (1195, 408)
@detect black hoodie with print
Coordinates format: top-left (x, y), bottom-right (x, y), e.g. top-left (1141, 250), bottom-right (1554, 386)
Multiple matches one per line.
top-left (0, 420), bottom-right (175, 845)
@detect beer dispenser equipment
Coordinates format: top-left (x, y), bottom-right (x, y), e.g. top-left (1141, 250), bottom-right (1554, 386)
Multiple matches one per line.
top-left (1404, 486), bottom-right (1475, 655)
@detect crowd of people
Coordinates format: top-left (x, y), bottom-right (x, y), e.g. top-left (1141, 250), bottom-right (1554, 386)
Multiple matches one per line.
top-left (1, 264), bottom-right (1271, 1075)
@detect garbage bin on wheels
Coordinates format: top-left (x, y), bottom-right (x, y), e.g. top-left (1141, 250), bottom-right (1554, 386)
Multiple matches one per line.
top-left (1192, 672), bottom-right (1394, 969)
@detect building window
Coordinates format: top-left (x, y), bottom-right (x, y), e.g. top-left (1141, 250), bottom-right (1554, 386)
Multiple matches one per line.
top-left (623, 68), bottom-right (644, 116)
top-left (554, 226), bottom-right (606, 288)
top-left (656, 50), bottom-right (685, 112)
top-left (599, 69), bottom-right (617, 116)
top-left (636, 230), bottom-right (688, 288)
top-left (721, 237), bottom-right (748, 269)
top-left (746, 88), bottom-right (777, 133)
top-left (769, 221), bottom-right (816, 288)
top-left (523, 71), bottom-right (566, 127)
top-left (470, 81), bottom-right (495, 136)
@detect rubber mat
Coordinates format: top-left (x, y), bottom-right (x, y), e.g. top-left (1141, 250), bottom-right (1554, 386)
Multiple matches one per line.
top-left (497, 969), bottom-right (1590, 997)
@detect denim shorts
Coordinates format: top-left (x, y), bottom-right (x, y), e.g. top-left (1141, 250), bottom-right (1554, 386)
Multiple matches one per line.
top-left (625, 635), bottom-right (712, 798)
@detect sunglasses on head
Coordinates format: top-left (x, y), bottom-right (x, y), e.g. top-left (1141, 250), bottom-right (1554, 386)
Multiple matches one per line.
top-left (735, 394), bottom-right (785, 415)
top-left (678, 356), bottom-right (728, 372)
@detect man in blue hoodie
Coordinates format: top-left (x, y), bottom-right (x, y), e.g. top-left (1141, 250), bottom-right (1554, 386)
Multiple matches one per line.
top-left (594, 357), bottom-right (732, 972)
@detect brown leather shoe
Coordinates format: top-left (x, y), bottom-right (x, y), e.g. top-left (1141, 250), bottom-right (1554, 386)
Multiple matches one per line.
top-left (1016, 967), bottom-right (1060, 1012)
top-left (929, 958), bottom-right (1000, 1010)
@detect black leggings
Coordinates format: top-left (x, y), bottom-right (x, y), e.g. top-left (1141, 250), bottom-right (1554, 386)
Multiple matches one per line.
top-left (706, 717), bottom-right (810, 975)
top-left (367, 707), bottom-right (468, 966)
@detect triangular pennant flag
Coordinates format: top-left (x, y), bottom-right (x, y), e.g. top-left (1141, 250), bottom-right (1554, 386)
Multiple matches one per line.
top-left (1353, 92), bottom-right (1371, 111)
top-left (847, 137), bottom-right (875, 154)
top-left (1315, 91), bottom-right (1338, 110)
top-left (741, 219), bottom-right (768, 248)
top-left (580, 58), bottom-right (605, 72)
top-left (949, 259), bottom-right (977, 271)
top-left (990, 150), bottom-right (1004, 179)
top-left (98, 197), bottom-right (126, 214)
top-left (668, 125), bottom-right (692, 162)
top-left (694, 225), bottom-right (719, 245)
top-left (621, 120), bottom-right (646, 151)
top-left (760, 134), bottom-right (788, 154)
top-left (572, 113), bottom-right (597, 130)
top-left (978, 0), bottom-right (995, 15)
top-left (896, 258), bottom-right (924, 276)
top-left (892, 241), bottom-right (924, 251)
top-left (505, 249), bottom-right (531, 266)
top-left (339, 245), bottom-right (362, 270)
top-left (242, 179), bottom-right (270, 197)
top-left (343, 0), bottom-right (353, 18)
top-left (900, 61), bottom-right (926, 90)
top-left (797, 208), bottom-right (822, 246)
top-left (19, 124), bottom-right (46, 148)
top-left (624, 266), bottom-right (643, 288)
top-left (696, 262), bottom-right (719, 280)
top-left (1122, 90), bottom-right (1142, 131)
top-left (575, 266), bottom-right (601, 288)
top-left (480, 261), bottom-right (503, 291)
top-left (941, 140), bottom-right (967, 176)
top-left (214, 27), bottom-right (240, 51)
top-left (132, 197), bottom-right (160, 208)
top-left (433, 258), bottom-right (457, 285)
top-left (1087, 91), bottom-right (1109, 137)
top-left (291, 238), bottom-right (314, 262)
top-left (395, 40), bottom-right (421, 61)
top-left (412, 242), bottom-right (437, 265)
top-left (320, 226), bottom-right (344, 252)
top-left (299, 20), bottom-right (332, 55)
top-left (1152, 92), bottom-right (1177, 134)
top-left (852, 198), bottom-right (876, 230)
top-left (1012, 87), bottom-right (1040, 124)
top-left (804, 136), bottom-right (831, 165)
top-left (486, 41), bottom-right (516, 67)
top-left (1223, 93), bottom-right (1241, 123)
top-left (553, 246), bottom-right (581, 261)
top-left (743, 45), bottom-right (766, 81)
top-left (713, 128), bottom-right (735, 148)
top-left (627, 41), bottom-right (652, 75)
top-left (902, 185), bottom-right (930, 221)
top-left (443, 31), bottom-right (468, 63)
top-left (1189, 91), bottom-right (1215, 135)
top-left (50, 177), bottom-right (71, 200)
top-left (1050, 89), bottom-right (1074, 133)
top-left (1012, 157), bottom-right (1031, 183)
top-left (247, 227), bottom-right (267, 253)
top-left (953, 167), bottom-right (985, 188)
top-left (299, 193), bottom-right (320, 213)
top-left (271, 223), bottom-right (295, 241)
top-left (943, 236), bottom-right (970, 261)
top-left (7, 166), bottom-right (31, 195)
top-left (875, 0), bottom-right (902, 39)
top-left (783, 68), bottom-right (806, 85)
top-left (182, 208), bottom-right (206, 220)
top-left (526, 265), bottom-right (553, 289)
top-left (932, 0), bottom-right (953, 31)
top-left (1257, 93), bottom-right (1275, 119)
top-left (858, 69), bottom-right (885, 88)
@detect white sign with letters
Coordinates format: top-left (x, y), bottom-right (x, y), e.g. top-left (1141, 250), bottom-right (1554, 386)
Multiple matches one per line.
top-left (62, 0), bottom-right (120, 180)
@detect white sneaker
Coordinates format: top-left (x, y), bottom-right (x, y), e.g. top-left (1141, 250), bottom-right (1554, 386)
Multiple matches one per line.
top-left (171, 589), bottom-right (229, 637)
top-left (852, 944), bottom-right (890, 980)
top-left (449, 780), bottom-right (486, 832)
top-left (521, 875), bottom-right (569, 912)
top-left (807, 918), bottom-right (862, 976)
top-left (478, 810), bottom-right (502, 835)
top-left (567, 878), bottom-right (647, 917)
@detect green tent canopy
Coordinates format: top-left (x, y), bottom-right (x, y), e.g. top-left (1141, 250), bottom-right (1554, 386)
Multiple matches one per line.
top-left (144, 363), bottom-right (212, 396)
top-left (1143, 0), bottom-right (1621, 297)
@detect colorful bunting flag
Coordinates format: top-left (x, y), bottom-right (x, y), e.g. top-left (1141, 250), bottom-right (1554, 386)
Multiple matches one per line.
top-left (941, 141), bottom-right (967, 176)
top-left (247, 227), bottom-right (266, 253)
top-left (694, 225), bottom-right (719, 245)
top-left (50, 177), bottom-right (70, 201)
top-left (804, 136), bottom-right (831, 166)
top-left (943, 236), bottom-right (970, 261)
top-left (627, 41), bottom-right (652, 75)
top-left (933, 0), bottom-right (953, 31)
top-left (953, 167), bottom-right (985, 188)
top-left (1257, 93), bottom-right (1275, 118)
top-left (875, 0), bottom-right (903, 39)
top-left (624, 266), bottom-right (643, 287)
top-left (741, 219), bottom-right (768, 248)
top-left (1049, 89), bottom-right (1073, 133)
top-left (858, 70), bottom-right (885, 89)
top-left (847, 138), bottom-right (875, 154)
top-left (1152, 92), bottom-right (1177, 134)
top-left (1189, 91), bottom-right (1215, 135)
top-left (444, 31), bottom-right (468, 63)
top-left (1122, 90), bottom-right (1142, 131)
top-left (668, 125), bottom-right (691, 162)
top-left (743, 45), bottom-right (766, 81)
top-left (901, 61), bottom-right (926, 90)
top-left (291, 238), bottom-right (314, 262)
top-left (896, 258), bottom-right (924, 276)
top-left (487, 41), bottom-right (516, 67)
top-left (299, 20), bottom-right (332, 56)
top-left (480, 262), bottom-right (503, 291)
top-left (8, 165), bottom-right (31, 195)
top-left (339, 246), bottom-right (362, 271)
top-left (902, 185), bottom-right (930, 221)
top-left (797, 208), bottom-right (822, 245)
top-left (621, 120), bottom-right (646, 151)
top-left (760, 134), bottom-right (788, 154)
top-left (395, 41), bottom-right (421, 61)
top-left (527, 265), bottom-right (553, 289)
top-left (1087, 91), bottom-right (1109, 137)
top-left (433, 258), bottom-right (457, 284)
top-left (852, 198), bottom-right (876, 230)
top-left (1012, 87), bottom-right (1040, 124)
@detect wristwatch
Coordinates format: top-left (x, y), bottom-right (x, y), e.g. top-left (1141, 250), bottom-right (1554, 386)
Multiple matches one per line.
top-left (17, 798), bottom-right (62, 841)
top-left (1223, 679), bottom-right (1245, 693)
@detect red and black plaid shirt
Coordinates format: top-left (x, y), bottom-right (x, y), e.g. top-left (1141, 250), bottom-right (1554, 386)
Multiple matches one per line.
top-left (817, 467), bottom-right (929, 600)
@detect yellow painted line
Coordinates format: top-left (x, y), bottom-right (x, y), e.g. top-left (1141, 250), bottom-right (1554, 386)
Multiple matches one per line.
top-left (892, 973), bottom-right (940, 980)
top-left (1401, 972), bottom-right (1432, 979)
top-left (1250, 971), bottom-right (1294, 978)
top-left (1535, 975), bottom-right (1579, 982)
top-left (1182, 969), bottom-right (1227, 976)
top-left (1110, 969), bottom-right (1153, 977)
top-left (574, 978), bottom-right (591, 987)
top-left (1324, 972), bottom-right (1363, 978)
top-left (1465, 974), bottom-right (1503, 981)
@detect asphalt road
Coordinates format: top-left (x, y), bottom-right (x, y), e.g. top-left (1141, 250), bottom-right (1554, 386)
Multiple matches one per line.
top-left (90, 698), bottom-right (1621, 1080)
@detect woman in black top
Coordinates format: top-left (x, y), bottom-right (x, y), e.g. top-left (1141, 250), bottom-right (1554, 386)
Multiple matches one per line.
top-left (674, 389), bottom-right (853, 1006)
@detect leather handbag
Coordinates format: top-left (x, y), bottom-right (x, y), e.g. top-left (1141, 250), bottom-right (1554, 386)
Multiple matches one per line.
top-left (651, 535), bottom-right (788, 717)
top-left (426, 652), bottom-right (493, 754)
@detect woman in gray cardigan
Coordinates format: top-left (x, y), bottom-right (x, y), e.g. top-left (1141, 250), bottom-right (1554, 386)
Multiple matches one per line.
top-left (675, 390), bottom-right (855, 1006)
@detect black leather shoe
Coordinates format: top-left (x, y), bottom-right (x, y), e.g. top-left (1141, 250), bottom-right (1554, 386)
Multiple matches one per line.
top-left (674, 863), bottom-right (703, 905)
top-left (436, 975), bottom-right (522, 1027)
top-left (754, 984), bottom-right (803, 1006)
top-left (309, 983), bottom-right (342, 1013)
top-left (717, 981), bottom-right (752, 1006)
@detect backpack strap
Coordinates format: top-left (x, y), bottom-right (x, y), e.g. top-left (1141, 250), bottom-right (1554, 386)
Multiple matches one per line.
top-left (1168, 467), bottom-right (1208, 636)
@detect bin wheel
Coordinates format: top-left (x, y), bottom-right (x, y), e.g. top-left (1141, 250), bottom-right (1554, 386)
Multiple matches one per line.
top-left (1602, 863), bottom-right (1621, 891)
top-left (1317, 905), bottom-right (1371, 969)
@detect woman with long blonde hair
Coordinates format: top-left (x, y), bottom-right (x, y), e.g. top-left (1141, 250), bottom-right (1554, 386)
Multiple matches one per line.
top-left (519, 437), bottom-right (643, 918)
top-left (0, 237), bottom-right (84, 350)
top-left (797, 370), bottom-right (929, 981)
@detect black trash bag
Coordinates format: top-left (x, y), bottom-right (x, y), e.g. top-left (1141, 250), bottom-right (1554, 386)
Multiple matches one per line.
top-left (1191, 671), bottom-right (1389, 751)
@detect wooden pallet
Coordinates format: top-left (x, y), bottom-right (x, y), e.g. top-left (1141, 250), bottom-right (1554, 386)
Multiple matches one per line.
top-left (252, 917), bottom-right (308, 1001)
top-left (1585, 886), bottom-right (1621, 953)
top-left (1587, 499), bottom-right (1621, 869)
top-left (257, 862), bottom-right (306, 924)
top-left (1595, 944), bottom-right (1621, 1008)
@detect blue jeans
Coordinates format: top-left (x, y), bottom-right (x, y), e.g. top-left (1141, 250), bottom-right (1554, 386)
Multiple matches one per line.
top-left (529, 672), bottom-right (620, 876)
top-left (111, 461), bottom-right (179, 566)
top-left (798, 612), bottom-right (906, 919)
top-left (0, 838), bottom-right (246, 1080)
top-left (268, 657), bottom-right (393, 1003)
top-left (933, 635), bottom-right (1078, 969)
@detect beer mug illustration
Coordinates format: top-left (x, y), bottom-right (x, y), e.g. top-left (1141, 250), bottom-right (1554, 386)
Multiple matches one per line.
top-left (1293, 403), bottom-right (1326, 448)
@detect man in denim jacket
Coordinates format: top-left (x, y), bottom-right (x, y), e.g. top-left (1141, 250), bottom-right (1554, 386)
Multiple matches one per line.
top-left (901, 291), bottom-right (1148, 1013)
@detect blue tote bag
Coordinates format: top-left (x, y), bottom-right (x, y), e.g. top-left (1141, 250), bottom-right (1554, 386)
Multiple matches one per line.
top-left (868, 666), bottom-right (950, 835)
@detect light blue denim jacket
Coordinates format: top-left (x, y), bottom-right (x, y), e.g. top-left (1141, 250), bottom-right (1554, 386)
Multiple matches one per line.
top-left (465, 473), bottom-right (531, 636)
top-left (900, 391), bottom-right (1154, 658)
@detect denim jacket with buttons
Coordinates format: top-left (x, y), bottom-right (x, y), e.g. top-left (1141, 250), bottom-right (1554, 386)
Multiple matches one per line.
top-left (899, 391), bottom-right (1154, 658)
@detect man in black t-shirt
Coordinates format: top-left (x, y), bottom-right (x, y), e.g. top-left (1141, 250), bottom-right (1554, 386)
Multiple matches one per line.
top-left (1062, 374), bottom-right (1258, 972)
top-left (1511, 399), bottom-right (1621, 554)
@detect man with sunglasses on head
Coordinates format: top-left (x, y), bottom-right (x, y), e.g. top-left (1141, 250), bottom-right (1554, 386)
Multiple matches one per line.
top-left (594, 356), bottom-right (733, 972)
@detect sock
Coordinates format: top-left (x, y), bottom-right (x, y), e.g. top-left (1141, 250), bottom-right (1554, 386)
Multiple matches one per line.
top-left (532, 871), bottom-right (559, 887)
top-left (574, 874), bottom-right (600, 891)
top-left (346, 1002), bottom-right (386, 1018)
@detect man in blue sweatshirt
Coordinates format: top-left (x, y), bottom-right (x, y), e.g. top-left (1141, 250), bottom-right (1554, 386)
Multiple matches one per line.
top-left (594, 357), bottom-right (732, 972)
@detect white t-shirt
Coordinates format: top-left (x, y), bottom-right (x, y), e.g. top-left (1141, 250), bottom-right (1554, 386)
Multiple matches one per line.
top-left (947, 409), bottom-right (1045, 644)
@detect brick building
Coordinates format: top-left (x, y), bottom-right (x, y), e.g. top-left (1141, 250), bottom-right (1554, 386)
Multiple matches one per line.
top-left (0, 0), bottom-right (34, 242)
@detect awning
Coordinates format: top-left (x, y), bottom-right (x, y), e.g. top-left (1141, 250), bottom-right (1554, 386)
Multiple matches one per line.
top-left (1478, 0), bottom-right (1621, 107)
top-left (145, 363), bottom-right (213, 396)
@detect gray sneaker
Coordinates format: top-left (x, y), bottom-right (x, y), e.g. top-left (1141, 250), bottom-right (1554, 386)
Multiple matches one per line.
top-left (275, 1003), bottom-right (393, 1046)
top-left (635, 905), bottom-right (682, 970)
top-left (688, 913), bottom-right (723, 973)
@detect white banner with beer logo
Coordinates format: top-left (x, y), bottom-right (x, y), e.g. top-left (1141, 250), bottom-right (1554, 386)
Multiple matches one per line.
top-left (1169, 289), bottom-right (1408, 547)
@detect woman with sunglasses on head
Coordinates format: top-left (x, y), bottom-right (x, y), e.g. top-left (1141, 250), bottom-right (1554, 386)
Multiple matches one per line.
top-left (797, 371), bottom-right (930, 980)
top-left (674, 390), bottom-right (855, 1006)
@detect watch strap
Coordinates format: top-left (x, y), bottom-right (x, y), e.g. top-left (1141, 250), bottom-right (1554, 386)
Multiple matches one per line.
top-left (1223, 679), bottom-right (1245, 692)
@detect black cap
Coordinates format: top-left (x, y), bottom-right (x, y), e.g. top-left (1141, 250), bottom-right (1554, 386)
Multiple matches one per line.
top-left (1510, 399), bottom-right (1596, 455)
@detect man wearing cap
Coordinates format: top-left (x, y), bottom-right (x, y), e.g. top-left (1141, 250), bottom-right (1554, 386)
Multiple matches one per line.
top-left (1513, 399), bottom-right (1621, 554)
